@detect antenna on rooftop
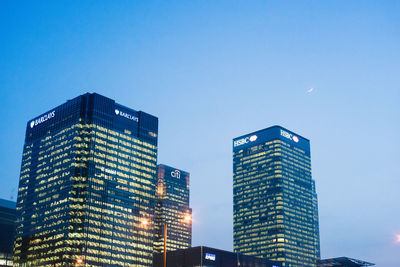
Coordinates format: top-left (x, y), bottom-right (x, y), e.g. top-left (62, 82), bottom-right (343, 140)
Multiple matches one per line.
top-left (10, 187), bottom-right (15, 201)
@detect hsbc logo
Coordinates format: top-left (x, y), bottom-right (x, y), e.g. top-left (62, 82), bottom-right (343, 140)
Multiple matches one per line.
top-left (234, 135), bottom-right (258, 147)
top-left (249, 135), bottom-right (257, 142)
top-left (171, 170), bottom-right (181, 178)
top-left (280, 129), bottom-right (299, 143)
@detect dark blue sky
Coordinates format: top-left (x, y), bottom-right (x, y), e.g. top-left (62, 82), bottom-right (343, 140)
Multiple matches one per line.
top-left (1, 1), bottom-right (399, 266)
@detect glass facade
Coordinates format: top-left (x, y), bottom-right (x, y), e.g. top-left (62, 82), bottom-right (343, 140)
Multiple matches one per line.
top-left (0, 199), bottom-right (16, 267)
top-left (153, 164), bottom-right (192, 254)
top-left (14, 93), bottom-right (158, 266)
top-left (312, 180), bottom-right (321, 260)
top-left (233, 126), bottom-right (320, 267)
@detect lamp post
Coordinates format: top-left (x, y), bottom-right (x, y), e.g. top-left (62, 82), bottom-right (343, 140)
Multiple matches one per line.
top-left (163, 223), bottom-right (167, 267)
top-left (135, 217), bottom-right (149, 266)
top-left (163, 214), bottom-right (192, 267)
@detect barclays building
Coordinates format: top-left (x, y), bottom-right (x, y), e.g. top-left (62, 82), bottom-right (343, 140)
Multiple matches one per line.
top-left (14, 93), bottom-right (158, 266)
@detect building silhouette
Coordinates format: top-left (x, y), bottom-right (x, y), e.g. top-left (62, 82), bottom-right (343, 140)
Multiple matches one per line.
top-left (153, 246), bottom-right (281, 267)
top-left (317, 257), bottom-right (374, 267)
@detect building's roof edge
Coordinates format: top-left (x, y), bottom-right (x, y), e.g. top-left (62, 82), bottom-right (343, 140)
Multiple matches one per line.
top-left (157, 164), bottom-right (189, 174)
top-left (233, 125), bottom-right (310, 142)
top-left (0, 198), bottom-right (16, 209)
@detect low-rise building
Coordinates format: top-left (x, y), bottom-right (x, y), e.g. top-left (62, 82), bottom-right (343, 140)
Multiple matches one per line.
top-left (0, 199), bottom-right (16, 267)
top-left (154, 246), bottom-right (280, 267)
top-left (317, 257), bottom-right (375, 267)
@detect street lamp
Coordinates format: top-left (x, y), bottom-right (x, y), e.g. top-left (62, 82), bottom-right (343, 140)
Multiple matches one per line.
top-left (163, 213), bottom-right (192, 267)
top-left (396, 234), bottom-right (400, 243)
top-left (184, 215), bottom-right (191, 222)
top-left (140, 218), bottom-right (149, 226)
top-left (132, 217), bottom-right (150, 266)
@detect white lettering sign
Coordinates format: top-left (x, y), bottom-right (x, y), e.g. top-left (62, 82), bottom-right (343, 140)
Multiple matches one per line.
top-left (115, 109), bottom-right (139, 122)
top-left (205, 253), bottom-right (216, 261)
top-left (234, 137), bottom-right (248, 147)
top-left (233, 135), bottom-right (258, 147)
top-left (280, 129), bottom-right (299, 143)
top-left (30, 111), bottom-right (56, 128)
top-left (101, 167), bottom-right (117, 175)
top-left (171, 170), bottom-right (181, 178)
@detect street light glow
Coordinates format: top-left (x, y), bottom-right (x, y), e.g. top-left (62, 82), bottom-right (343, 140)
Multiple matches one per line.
top-left (141, 218), bottom-right (149, 226)
top-left (76, 258), bottom-right (83, 264)
top-left (184, 214), bottom-right (192, 222)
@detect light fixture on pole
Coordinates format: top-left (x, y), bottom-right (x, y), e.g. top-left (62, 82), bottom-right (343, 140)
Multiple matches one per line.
top-left (163, 213), bottom-right (192, 267)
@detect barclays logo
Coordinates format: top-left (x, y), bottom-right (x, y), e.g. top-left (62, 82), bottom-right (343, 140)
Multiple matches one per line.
top-left (115, 109), bottom-right (138, 122)
top-left (30, 111), bottom-right (55, 128)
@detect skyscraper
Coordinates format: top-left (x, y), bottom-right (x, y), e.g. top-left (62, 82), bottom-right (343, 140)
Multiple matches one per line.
top-left (153, 164), bottom-right (192, 254)
top-left (233, 126), bottom-right (320, 266)
top-left (14, 93), bottom-right (158, 266)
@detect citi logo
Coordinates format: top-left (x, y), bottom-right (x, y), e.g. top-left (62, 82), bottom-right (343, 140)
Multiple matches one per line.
top-left (171, 170), bottom-right (181, 178)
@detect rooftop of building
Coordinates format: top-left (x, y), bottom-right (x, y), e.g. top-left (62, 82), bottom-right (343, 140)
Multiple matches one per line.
top-left (233, 125), bottom-right (310, 142)
top-left (317, 256), bottom-right (375, 267)
top-left (0, 199), bottom-right (16, 210)
top-left (157, 164), bottom-right (189, 175)
top-left (154, 246), bottom-right (281, 267)
top-left (30, 92), bottom-right (158, 123)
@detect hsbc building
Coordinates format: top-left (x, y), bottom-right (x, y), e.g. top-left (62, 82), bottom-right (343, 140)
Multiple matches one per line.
top-left (233, 125), bottom-right (320, 266)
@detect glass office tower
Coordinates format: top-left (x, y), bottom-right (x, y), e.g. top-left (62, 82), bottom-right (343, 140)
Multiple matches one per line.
top-left (153, 164), bottom-right (192, 254)
top-left (14, 93), bottom-right (158, 266)
top-left (233, 126), bottom-right (320, 267)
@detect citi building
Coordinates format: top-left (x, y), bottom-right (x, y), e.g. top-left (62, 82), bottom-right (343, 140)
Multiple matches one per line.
top-left (14, 93), bottom-right (158, 266)
top-left (153, 164), bottom-right (192, 253)
top-left (233, 126), bottom-right (320, 266)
